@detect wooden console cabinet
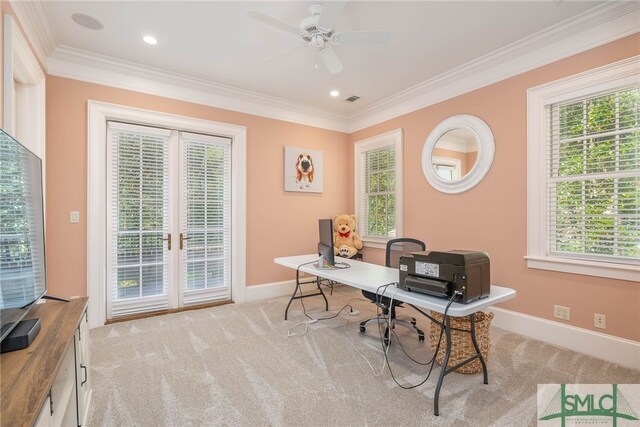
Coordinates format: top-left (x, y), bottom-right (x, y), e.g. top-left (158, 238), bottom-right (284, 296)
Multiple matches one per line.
top-left (1, 298), bottom-right (91, 426)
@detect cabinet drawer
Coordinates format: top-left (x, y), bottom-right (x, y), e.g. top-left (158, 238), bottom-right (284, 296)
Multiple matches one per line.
top-left (50, 343), bottom-right (76, 427)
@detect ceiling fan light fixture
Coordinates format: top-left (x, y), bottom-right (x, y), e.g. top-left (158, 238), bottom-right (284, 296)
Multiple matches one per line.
top-left (310, 35), bottom-right (325, 49)
top-left (330, 90), bottom-right (340, 97)
top-left (247, 1), bottom-right (387, 75)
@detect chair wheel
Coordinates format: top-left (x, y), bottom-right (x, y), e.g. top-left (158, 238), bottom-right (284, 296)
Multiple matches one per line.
top-left (410, 320), bottom-right (417, 326)
top-left (383, 338), bottom-right (390, 346)
top-left (359, 326), bottom-right (366, 333)
top-left (418, 334), bottom-right (425, 342)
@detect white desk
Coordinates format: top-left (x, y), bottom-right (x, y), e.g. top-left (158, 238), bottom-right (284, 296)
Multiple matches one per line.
top-left (274, 253), bottom-right (517, 416)
top-left (274, 254), bottom-right (515, 316)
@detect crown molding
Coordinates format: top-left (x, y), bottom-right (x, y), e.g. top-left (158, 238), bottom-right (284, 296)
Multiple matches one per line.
top-left (42, 2), bottom-right (638, 134)
top-left (346, 2), bottom-right (640, 132)
top-left (47, 46), bottom-right (350, 132)
top-left (9, 0), bottom-right (57, 66)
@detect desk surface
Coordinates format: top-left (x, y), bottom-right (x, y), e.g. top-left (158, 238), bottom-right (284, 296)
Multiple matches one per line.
top-left (275, 254), bottom-right (516, 317)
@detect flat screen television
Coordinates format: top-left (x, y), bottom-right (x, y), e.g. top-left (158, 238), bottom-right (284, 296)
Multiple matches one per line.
top-left (0, 129), bottom-right (47, 342)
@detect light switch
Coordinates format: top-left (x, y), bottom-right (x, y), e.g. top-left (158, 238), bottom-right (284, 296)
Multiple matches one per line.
top-left (70, 211), bottom-right (80, 223)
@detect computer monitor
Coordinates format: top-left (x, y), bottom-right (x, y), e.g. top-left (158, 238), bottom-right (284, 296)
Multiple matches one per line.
top-left (317, 219), bottom-right (335, 268)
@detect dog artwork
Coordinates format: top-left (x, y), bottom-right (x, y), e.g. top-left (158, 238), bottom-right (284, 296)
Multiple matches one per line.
top-left (284, 146), bottom-right (323, 193)
top-left (295, 153), bottom-right (314, 189)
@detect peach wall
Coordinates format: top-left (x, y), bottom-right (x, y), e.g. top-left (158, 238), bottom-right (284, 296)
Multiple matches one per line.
top-left (46, 76), bottom-right (349, 298)
top-left (349, 34), bottom-right (640, 341)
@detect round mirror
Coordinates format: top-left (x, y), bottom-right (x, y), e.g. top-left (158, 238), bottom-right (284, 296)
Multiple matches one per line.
top-left (422, 115), bottom-right (494, 193)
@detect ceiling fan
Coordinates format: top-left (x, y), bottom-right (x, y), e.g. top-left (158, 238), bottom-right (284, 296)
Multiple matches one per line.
top-left (247, 2), bottom-right (390, 74)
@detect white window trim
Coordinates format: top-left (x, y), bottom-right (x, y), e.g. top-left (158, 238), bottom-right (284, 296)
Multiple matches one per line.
top-left (526, 56), bottom-right (639, 282)
top-left (87, 101), bottom-right (247, 328)
top-left (354, 128), bottom-right (403, 249)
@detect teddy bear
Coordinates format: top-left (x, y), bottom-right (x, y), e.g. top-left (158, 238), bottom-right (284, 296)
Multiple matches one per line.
top-left (333, 214), bottom-right (363, 258)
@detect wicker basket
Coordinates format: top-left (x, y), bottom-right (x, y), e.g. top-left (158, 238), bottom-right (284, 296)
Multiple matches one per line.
top-left (429, 311), bottom-right (494, 374)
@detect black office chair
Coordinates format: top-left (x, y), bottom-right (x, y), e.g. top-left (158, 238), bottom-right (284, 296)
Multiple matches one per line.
top-left (359, 238), bottom-right (426, 346)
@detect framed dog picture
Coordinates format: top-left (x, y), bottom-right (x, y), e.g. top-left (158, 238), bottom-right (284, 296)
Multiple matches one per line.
top-left (284, 146), bottom-right (324, 193)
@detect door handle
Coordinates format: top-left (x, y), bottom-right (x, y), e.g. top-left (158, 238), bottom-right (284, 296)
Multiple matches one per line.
top-left (81, 364), bottom-right (88, 387)
top-left (163, 233), bottom-right (172, 251)
top-left (180, 233), bottom-right (190, 250)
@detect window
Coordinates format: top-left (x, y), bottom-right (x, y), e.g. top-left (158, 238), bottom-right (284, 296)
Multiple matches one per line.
top-left (527, 58), bottom-right (639, 281)
top-left (354, 129), bottom-right (403, 247)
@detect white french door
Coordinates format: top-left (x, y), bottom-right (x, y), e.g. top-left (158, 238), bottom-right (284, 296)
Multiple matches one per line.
top-left (106, 122), bottom-right (231, 319)
top-left (180, 132), bottom-right (231, 306)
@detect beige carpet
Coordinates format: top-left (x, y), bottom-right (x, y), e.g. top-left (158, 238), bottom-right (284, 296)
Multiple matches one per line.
top-left (87, 286), bottom-right (640, 426)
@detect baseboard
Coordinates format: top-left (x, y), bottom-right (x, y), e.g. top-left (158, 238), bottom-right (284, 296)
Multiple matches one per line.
top-left (489, 307), bottom-right (640, 370)
top-left (244, 280), bottom-right (296, 302)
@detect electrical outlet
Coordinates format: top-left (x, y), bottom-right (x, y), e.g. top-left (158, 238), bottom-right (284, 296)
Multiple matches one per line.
top-left (594, 313), bottom-right (606, 329)
top-left (554, 305), bottom-right (570, 321)
top-left (300, 271), bottom-right (306, 277)
top-left (70, 211), bottom-right (80, 223)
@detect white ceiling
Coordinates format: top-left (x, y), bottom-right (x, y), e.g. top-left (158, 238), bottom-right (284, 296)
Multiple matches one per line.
top-left (41, 1), bottom-right (604, 114)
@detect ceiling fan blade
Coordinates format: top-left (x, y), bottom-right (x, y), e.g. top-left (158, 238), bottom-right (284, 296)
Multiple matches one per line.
top-left (319, 46), bottom-right (343, 74)
top-left (317, 1), bottom-right (346, 32)
top-left (333, 31), bottom-right (391, 45)
top-left (247, 11), bottom-right (306, 36)
top-left (264, 44), bottom-right (306, 62)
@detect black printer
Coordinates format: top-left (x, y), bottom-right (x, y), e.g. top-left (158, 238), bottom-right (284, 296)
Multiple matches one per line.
top-left (398, 250), bottom-right (490, 304)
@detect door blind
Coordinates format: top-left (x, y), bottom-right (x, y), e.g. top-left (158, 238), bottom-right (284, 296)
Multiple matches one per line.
top-left (358, 145), bottom-right (397, 239)
top-left (107, 122), bottom-right (171, 318)
top-left (546, 85), bottom-right (640, 264)
top-left (181, 132), bottom-right (232, 305)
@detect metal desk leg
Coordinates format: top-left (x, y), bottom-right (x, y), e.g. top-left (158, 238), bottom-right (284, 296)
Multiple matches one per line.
top-left (284, 269), bottom-right (330, 320)
top-left (434, 315), bottom-right (451, 416)
top-left (284, 269), bottom-right (302, 321)
top-left (470, 313), bottom-right (488, 385)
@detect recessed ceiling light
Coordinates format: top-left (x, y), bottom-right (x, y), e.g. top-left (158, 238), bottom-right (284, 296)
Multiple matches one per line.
top-left (330, 90), bottom-right (340, 97)
top-left (71, 13), bottom-right (103, 30)
top-left (143, 35), bottom-right (158, 45)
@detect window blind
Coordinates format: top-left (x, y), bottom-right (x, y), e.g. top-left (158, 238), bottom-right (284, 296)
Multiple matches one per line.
top-left (358, 145), bottom-right (396, 239)
top-left (181, 132), bottom-right (231, 305)
top-left (546, 86), bottom-right (639, 264)
top-left (108, 122), bottom-right (171, 317)
top-left (0, 134), bottom-right (45, 308)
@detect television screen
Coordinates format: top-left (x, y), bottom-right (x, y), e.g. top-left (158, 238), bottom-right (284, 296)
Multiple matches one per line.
top-left (0, 129), bottom-right (46, 341)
